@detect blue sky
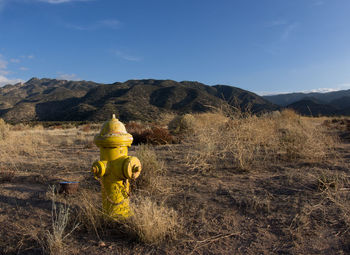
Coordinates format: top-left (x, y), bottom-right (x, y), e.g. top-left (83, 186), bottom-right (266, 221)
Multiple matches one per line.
top-left (0, 0), bottom-right (349, 95)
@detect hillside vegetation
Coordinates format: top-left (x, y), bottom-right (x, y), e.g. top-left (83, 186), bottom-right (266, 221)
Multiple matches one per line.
top-left (0, 78), bottom-right (278, 123)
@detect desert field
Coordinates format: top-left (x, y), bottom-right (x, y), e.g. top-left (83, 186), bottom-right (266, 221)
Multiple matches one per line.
top-left (1, 110), bottom-right (350, 254)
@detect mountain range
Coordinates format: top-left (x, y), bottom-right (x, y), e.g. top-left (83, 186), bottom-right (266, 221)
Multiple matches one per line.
top-left (263, 90), bottom-right (350, 116)
top-left (0, 78), bottom-right (278, 123)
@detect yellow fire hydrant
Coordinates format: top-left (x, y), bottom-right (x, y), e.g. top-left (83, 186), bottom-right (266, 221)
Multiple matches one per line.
top-left (91, 114), bottom-right (142, 219)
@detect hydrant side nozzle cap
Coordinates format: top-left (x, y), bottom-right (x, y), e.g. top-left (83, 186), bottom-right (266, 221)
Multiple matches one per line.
top-left (123, 156), bottom-right (142, 180)
top-left (92, 161), bottom-right (106, 178)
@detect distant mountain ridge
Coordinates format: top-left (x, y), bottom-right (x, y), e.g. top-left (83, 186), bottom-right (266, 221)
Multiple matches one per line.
top-left (263, 89), bottom-right (350, 106)
top-left (263, 90), bottom-right (350, 116)
top-left (0, 78), bottom-right (279, 123)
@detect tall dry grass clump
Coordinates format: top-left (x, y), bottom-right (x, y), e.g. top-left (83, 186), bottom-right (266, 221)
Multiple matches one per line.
top-left (125, 197), bottom-right (180, 244)
top-left (168, 114), bottom-right (196, 135)
top-left (185, 109), bottom-right (336, 171)
top-left (277, 109), bottom-right (335, 161)
top-left (134, 144), bottom-right (167, 194)
top-left (0, 118), bottom-right (9, 140)
top-left (71, 189), bottom-right (180, 245)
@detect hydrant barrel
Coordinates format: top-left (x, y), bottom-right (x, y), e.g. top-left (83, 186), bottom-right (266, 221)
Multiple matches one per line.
top-left (91, 114), bottom-right (142, 219)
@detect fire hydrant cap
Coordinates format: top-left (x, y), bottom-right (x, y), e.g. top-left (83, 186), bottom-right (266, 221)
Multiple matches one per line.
top-left (94, 114), bottom-right (133, 147)
top-left (123, 156), bottom-right (142, 180)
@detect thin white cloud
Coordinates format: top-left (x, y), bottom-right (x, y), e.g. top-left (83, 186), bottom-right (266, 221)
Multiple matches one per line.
top-left (0, 54), bottom-right (7, 69)
top-left (308, 88), bottom-right (340, 93)
top-left (263, 21), bottom-right (299, 51)
top-left (20, 54), bottom-right (35, 59)
top-left (0, 59), bottom-right (7, 69)
top-left (114, 50), bottom-right (141, 62)
top-left (338, 83), bottom-right (350, 88)
top-left (0, 53), bottom-right (26, 86)
top-left (19, 67), bottom-right (29, 71)
top-left (56, 73), bottom-right (80, 80)
top-left (38, 0), bottom-right (92, 4)
top-left (10, 58), bottom-right (20, 63)
top-left (0, 70), bottom-right (10, 75)
top-left (0, 75), bottom-right (24, 86)
top-left (98, 19), bottom-right (120, 29)
top-left (0, 0), bottom-right (5, 11)
top-left (312, 0), bottom-right (325, 6)
top-left (0, 0), bottom-right (92, 11)
top-left (307, 84), bottom-right (350, 93)
top-left (281, 23), bottom-right (298, 41)
top-left (265, 20), bottom-right (287, 27)
top-left (66, 19), bottom-right (121, 30)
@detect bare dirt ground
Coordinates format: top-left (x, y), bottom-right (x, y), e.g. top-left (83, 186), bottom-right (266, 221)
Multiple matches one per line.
top-left (1, 116), bottom-right (350, 254)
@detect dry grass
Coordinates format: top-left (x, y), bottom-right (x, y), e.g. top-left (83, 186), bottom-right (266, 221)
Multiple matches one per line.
top-left (0, 118), bottom-right (10, 140)
top-left (288, 170), bottom-right (350, 252)
top-left (184, 109), bottom-right (337, 171)
top-left (70, 190), bottom-right (181, 246)
top-left (168, 113), bottom-right (196, 135)
top-left (73, 190), bottom-right (105, 239)
top-left (0, 112), bottom-right (349, 254)
top-left (133, 144), bottom-right (168, 195)
top-left (125, 196), bottom-right (181, 244)
top-left (43, 186), bottom-right (79, 254)
top-left (13, 186), bottom-right (80, 255)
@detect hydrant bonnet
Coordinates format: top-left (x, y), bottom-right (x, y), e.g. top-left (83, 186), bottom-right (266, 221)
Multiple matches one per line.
top-left (94, 114), bottom-right (133, 147)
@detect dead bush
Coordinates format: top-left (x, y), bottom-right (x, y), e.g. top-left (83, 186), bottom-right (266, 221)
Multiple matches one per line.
top-left (145, 126), bottom-right (174, 145)
top-left (185, 110), bottom-right (337, 171)
top-left (127, 121), bottom-right (174, 145)
top-left (80, 124), bottom-right (91, 132)
top-left (168, 114), bottom-right (196, 135)
top-left (277, 111), bottom-right (336, 161)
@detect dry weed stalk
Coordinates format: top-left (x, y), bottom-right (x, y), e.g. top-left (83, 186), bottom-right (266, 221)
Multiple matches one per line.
top-left (288, 171), bottom-right (350, 251)
top-left (41, 186), bottom-right (78, 254)
top-left (43, 186), bottom-right (79, 254)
